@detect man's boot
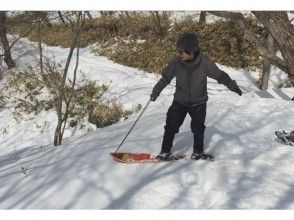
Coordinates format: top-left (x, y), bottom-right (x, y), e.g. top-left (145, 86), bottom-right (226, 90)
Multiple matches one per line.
top-left (156, 130), bottom-right (175, 161)
top-left (191, 130), bottom-right (214, 161)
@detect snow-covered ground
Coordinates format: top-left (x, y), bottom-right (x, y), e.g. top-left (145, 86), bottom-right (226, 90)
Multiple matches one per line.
top-left (0, 35), bottom-right (293, 209)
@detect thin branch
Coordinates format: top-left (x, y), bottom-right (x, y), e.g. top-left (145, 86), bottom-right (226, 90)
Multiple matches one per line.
top-left (9, 24), bottom-right (36, 51)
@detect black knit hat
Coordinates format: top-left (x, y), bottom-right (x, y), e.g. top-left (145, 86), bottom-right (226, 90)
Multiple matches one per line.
top-left (176, 32), bottom-right (199, 52)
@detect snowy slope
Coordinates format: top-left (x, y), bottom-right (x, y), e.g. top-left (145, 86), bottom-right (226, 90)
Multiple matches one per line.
top-left (0, 36), bottom-right (293, 209)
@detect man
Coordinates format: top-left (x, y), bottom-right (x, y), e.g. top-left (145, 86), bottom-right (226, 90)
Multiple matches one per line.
top-left (150, 32), bottom-right (242, 161)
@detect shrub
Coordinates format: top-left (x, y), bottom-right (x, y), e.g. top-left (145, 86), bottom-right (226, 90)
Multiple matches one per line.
top-left (94, 15), bottom-right (264, 73)
top-left (89, 103), bottom-right (131, 128)
top-left (3, 63), bottom-right (136, 128)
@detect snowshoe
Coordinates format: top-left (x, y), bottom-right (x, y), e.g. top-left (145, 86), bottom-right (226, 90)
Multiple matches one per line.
top-left (155, 152), bottom-right (186, 161)
top-left (191, 152), bottom-right (215, 161)
top-left (275, 130), bottom-right (294, 146)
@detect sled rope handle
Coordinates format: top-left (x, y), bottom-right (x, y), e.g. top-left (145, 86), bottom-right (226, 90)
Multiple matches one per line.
top-left (115, 99), bottom-right (152, 153)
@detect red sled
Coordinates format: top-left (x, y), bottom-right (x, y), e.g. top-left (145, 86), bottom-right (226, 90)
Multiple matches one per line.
top-left (110, 152), bottom-right (159, 163)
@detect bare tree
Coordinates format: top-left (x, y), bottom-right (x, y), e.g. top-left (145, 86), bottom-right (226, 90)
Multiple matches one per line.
top-left (85, 11), bottom-right (93, 20)
top-left (1, 12), bottom-right (57, 76)
top-left (57, 11), bottom-right (66, 24)
top-left (0, 11), bottom-right (16, 70)
top-left (199, 11), bottom-right (207, 24)
top-left (54, 12), bottom-right (84, 146)
top-left (252, 12), bottom-right (294, 77)
top-left (209, 11), bottom-right (294, 78)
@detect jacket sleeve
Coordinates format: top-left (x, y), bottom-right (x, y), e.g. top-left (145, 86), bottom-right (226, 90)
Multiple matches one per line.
top-left (151, 60), bottom-right (176, 98)
top-left (205, 55), bottom-right (238, 90)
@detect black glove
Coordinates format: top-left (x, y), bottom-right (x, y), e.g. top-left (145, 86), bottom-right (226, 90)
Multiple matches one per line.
top-left (233, 87), bottom-right (242, 96)
top-left (227, 80), bottom-right (242, 96)
top-left (150, 94), bottom-right (158, 101)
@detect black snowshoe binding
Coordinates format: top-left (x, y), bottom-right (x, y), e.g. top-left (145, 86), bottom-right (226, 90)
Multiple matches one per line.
top-left (275, 130), bottom-right (294, 146)
top-left (155, 152), bottom-right (185, 161)
top-left (191, 152), bottom-right (214, 161)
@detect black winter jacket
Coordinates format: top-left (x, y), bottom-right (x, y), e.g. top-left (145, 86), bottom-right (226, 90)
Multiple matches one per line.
top-left (151, 51), bottom-right (239, 106)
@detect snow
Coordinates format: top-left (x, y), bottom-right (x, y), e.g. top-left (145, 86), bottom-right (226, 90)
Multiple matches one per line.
top-left (0, 35), bottom-right (293, 209)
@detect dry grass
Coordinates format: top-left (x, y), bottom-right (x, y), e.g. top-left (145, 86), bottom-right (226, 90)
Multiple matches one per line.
top-left (8, 13), bottom-right (264, 74)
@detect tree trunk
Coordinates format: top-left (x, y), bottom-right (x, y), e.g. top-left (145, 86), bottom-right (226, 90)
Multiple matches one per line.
top-left (199, 11), bottom-right (206, 24)
top-left (57, 11), bottom-right (66, 24)
top-left (54, 12), bottom-right (82, 146)
top-left (54, 119), bottom-right (62, 145)
top-left (252, 11), bottom-right (294, 77)
top-left (261, 60), bottom-right (270, 90)
top-left (85, 11), bottom-right (93, 20)
top-left (261, 34), bottom-right (275, 90)
top-left (38, 21), bottom-right (43, 74)
top-left (0, 12), bottom-right (16, 69)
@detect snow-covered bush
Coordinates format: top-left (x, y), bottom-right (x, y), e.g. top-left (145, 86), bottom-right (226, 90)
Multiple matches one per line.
top-left (2, 63), bottom-right (137, 128)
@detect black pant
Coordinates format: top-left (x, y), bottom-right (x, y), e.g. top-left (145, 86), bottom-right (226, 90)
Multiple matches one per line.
top-left (160, 101), bottom-right (207, 154)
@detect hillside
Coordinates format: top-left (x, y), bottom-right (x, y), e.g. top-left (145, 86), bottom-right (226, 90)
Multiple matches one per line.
top-left (0, 36), bottom-right (293, 209)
